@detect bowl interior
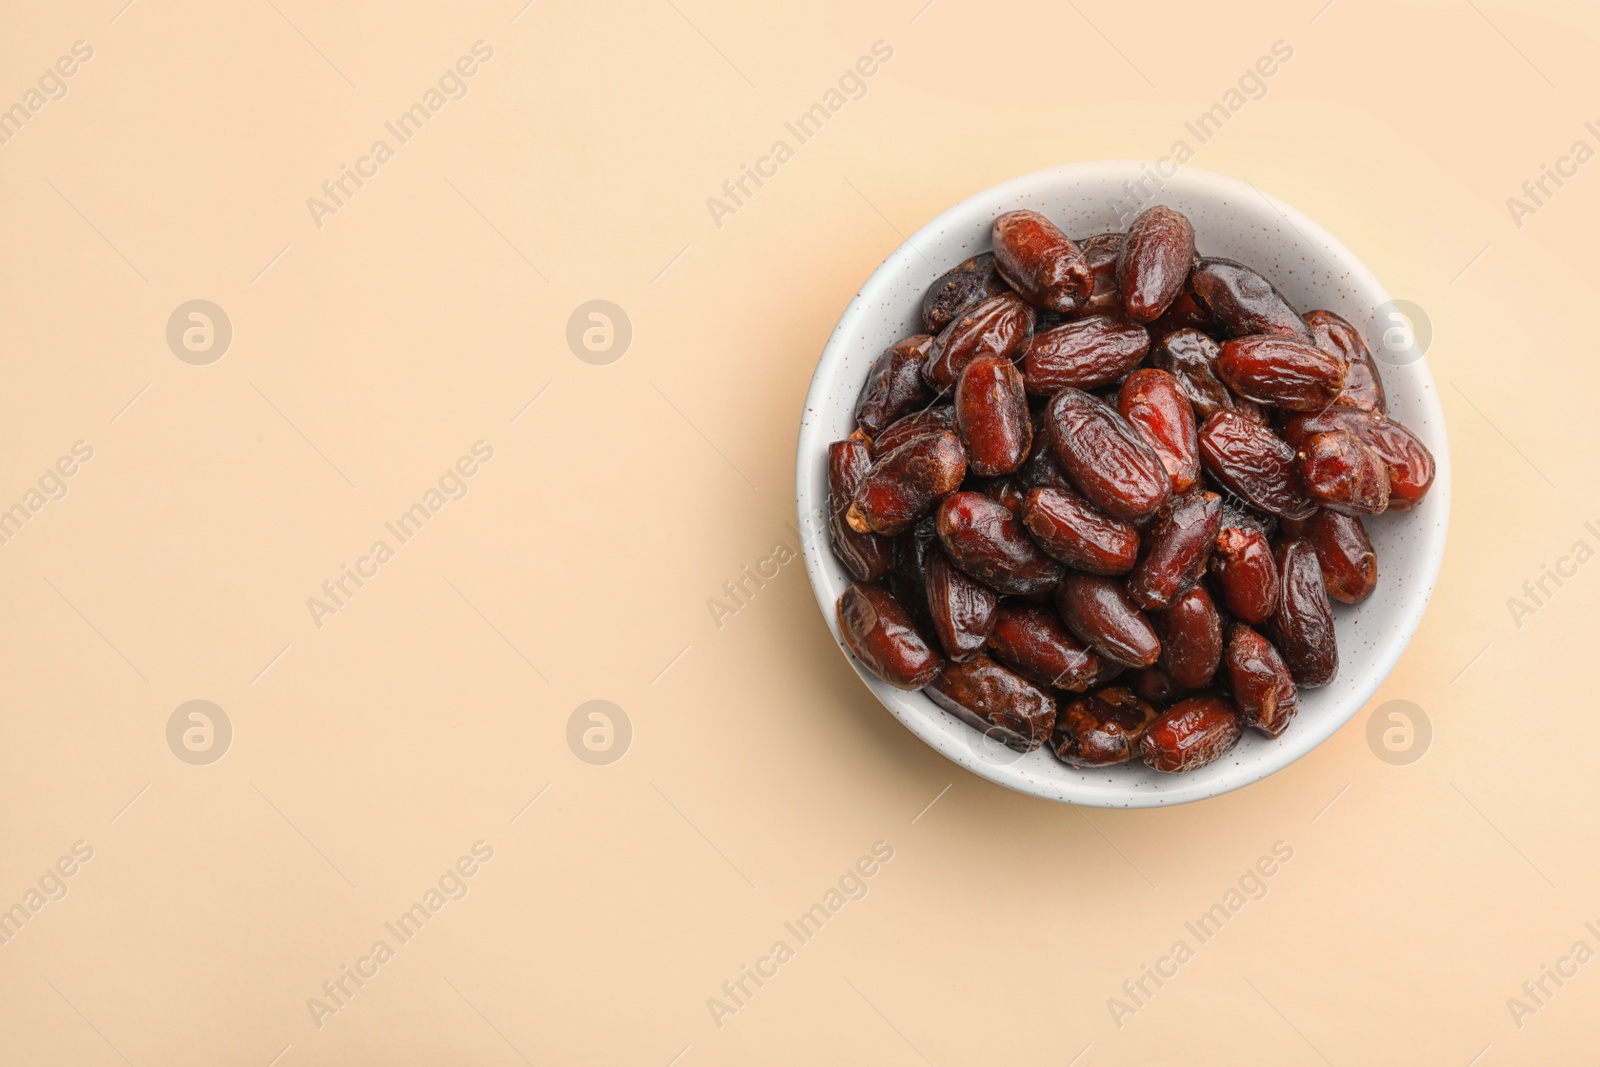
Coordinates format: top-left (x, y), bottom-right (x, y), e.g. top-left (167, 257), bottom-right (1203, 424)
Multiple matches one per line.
top-left (796, 163), bottom-right (1449, 808)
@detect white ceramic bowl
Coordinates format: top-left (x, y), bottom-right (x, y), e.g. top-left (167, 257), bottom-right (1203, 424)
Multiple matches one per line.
top-left (796, 163), bottom-right (1449, 808)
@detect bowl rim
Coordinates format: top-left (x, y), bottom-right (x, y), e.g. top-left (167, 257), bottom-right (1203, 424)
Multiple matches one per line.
top-left (794, 162), bottom-right (1450, 808)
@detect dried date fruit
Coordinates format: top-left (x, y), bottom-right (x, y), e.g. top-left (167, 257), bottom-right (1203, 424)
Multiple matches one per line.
top-left (955, 354), bottom-right (1032, 476)
top-left (1189, 258), bottom-right (1309, 340)
top-left (1154, 328), bottom-right (1264, 423)
top-left (924, 544), bottom-right (999, 662)
top-left (1304, 309), bottom-right (1386, 413)
top-left (1269, 538), bottom-right (1339, 687)
top-left (1079, 232), bottom-right (1125, 314)
top-left (871, 404), bottom-right (955, 458)
top-left (926, 655), bottom-right (1056, 752)
top-left (1212, 524), bottom-right (1279, 623)
top-left (1116, 205), bottom-right (1197, 323)
top-left (992, 210), bottom-right (1094, 312)
top-left (1150, 284), bottom-right (1214, 334)
top-left (976, 475), bottom-right (1028, 515)
top-left (935, 491), bottom-right (1063, 596)
top-left (986, 603), bottom-right (1102, 691)
top-left (1304, 510), bottom-right (1377, 604)
top-left (1056, 573), bottom-right (1161, 668)
top-left (837, 582), bottom-right (944, 689)
top-left (887, 517), bottom-right (939, 639)
top-left (1022, 314), bottom-right (1150, 394)
top-left (923, 292), bottom-right (1035, 390)
top-left (1052, 686), bottom-right (1158, 767)
top-left (1131, 667), bottom-right (1181, 705)
top-left (1119, 368), bottom-right (1200, 493)
top-left (855, 335), bottom-right (934, 436)
top-left (1044, 388), bottom-right (1172, 524)
top-left (1019, 486), bottom-right (1141, 575)
top-left (847, 431), bottom-right (968, 536)
top-left (1281, 408), bottom-right (1435, 511)
top-left (1216, 335), bottom-right (1347, 411)
top-left (1127, 490), bottom-right (1221, 610)
top-left (922, 253), bottom-right (1009, 334)
top-left (828, 437), bottom-right (893, 581)
top-left (1139, 696), bottom-right (1243, 773)
top-left (1295, 430), bottom-right (1390, 515)
top-left (1153, 584), bottom-right (1223, 689)
top-left (1198, 411), bottom-right (1315, 520)
top-left (1225, 625), bottom-right (1299, 737)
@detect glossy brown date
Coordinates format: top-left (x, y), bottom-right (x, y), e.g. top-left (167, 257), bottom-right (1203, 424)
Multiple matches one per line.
top-left (986, 603), bottom-right (1102, 691)
top-left (1212, 524), bottom-right (1279, 623)
top-left (1189, 258), bottom-right (1310, 340)
top-left (925, 655), bottom-right (1056, 752)
top-left (1295, 430), bottom-right (1390, 515)
top-left (837, 582), bottom-right (944, 690)
top-left (1021, 314), bottom-right (1150, 394)
top-left (871, 404), bottom-right (955, 458)
top-left (1198, 410), bottom-right (1316, 520)
top-left (1119, 368), bottom-right (1200, 494)
top-left (1116, 205), bottom-right (1196, 323)
top-left (1225, 624), bottom-right (1298, 737)
top-left (1154, 328), bottom-right (1263, 424)
top-left (847, 431), bottom-right (967, 536)
top-left (1044, 388), bottom-right (1172, 524)
top-left (1079, 232), bottom-right (1125, 315)
top-left (936, 491), bottom-right (1063, 596)
top-left (1127, 490), bottom-right (1221, 610)
top-left (1056, 573), bottom-right (1161, 668)
top-left (955, 354), bottom-right (1031, 476)
top-left (1281, 408), bottom-right (1435, 511)
top-left (923, 292), bottom-right (1035, 390)
top-left (921, 253), bottom-right (1008, 334)
top-left (1304, 309), bottom-right (1385, 413)
top-left (924, 544), bottom-right (999, 662)
top-left (1217, 335), bottom-right (1347, 411)
top-left (855, 335), bottom-right (934, 436)
top-left (1052, 686), bottom-right (1158, 767)
top-left (1139, 695), bottom-right (1243, 773)
top-left (1305, 510), bottom-right (1377, 604)
top-left (977, 475), bottom-right (1028, 516)
top-left (1269, 538), bottom-right (1339, 688)
top-left (828, 437), bottom-right (893, 581)
top-left (1153, 584), bottom-right (1223, 690)
top-left (1019, 486), bottom-right (1141, 575)
top-left (992, 210), bottom-right (1094, 312)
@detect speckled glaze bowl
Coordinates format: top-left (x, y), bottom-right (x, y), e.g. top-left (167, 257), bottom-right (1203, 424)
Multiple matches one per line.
top-left (796, 163), bottom-right (1449, 808)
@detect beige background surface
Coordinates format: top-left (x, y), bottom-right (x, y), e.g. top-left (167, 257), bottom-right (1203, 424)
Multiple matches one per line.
top-left (0, 0), bottom-right (1595, 1063)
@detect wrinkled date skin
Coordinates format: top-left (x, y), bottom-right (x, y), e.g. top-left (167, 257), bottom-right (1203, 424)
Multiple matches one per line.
top-left (1225, 625), bottom-right (1299, 737)
top-left (1045, 389), bottom-right (1173, 524)
top-left (1022, 314), bottom-right (1150, 395)
top-left (855, 335), bottom-right (934, 436)
top-left (1153, 584), bottom-right (1223, 690)
top-left (1154, 328), bottom-right (1264, 424)
top-left (926, 655), bottom-right (1056, 752)
top-left (992, 210), bottom-right (1094, 312)
top-left (1139, 696), bottom-right (1243, 773)
top-left (1128, 490), bottom-right (1222, 610)
top-left (871, 404), bottom-right (955, 458)
top-left (1189, 258), bottom-right (1310, 340)
top-left (955, 354), bottom-right (1032, 476)
top-left (1079, 233), bottom-right (1125, 314)
top-left (1281, 408), bottom-right (1435, 511)
top-left (986, 603), bottom-right (1103, 691)
top-left (936, 491), bottom-right (1063, 596)
top-left (921, 253), bottom-right (1009, 334)
top-left (1296, 430), bottom-right (1390, 515)
top-left (1305, 510), bottom-right (1377, 604)
top-left (923, 292), bottom-right (1035, 390)
top-left (1217, 335), bottom-right (1347, 411)
top-left (1056, 573), bottom-right (1161, 668)
top-left (828, 438), bottom-right (893, 581)
top-left (1212, 524), bottom-right (1279, 623)
top-left (887, 516), bottom-right (939, 639)
top-left (1198, 411), bottom-right (1315, 520)
top-left (1131, 667), bottom-right (1181, 705)
top-left (1269, 538), bottom-right (1339, 688)
top-left (977, 475), bottom-right (1028, 516)
top-left (1119, 368), bottom-right (1200, 494)
top-left (1020, 486), bottom-right (1141, 575)
top-left (1117, 206), bottom-right (1197, 323)
top-left (848, 431), bottom-right (967, 536)
top-left (1052, 686), bottom-right (1158, 767)
top-left (924, 544), bottom-right (999, 662)
top-left (836, 582), bottom-right (945, 690)
top-left (1304, 309), bottom-right (1386, 413)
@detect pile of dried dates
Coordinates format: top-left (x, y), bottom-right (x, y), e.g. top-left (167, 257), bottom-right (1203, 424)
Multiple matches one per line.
top-left (829, 205), bottom-right (1435, 775)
